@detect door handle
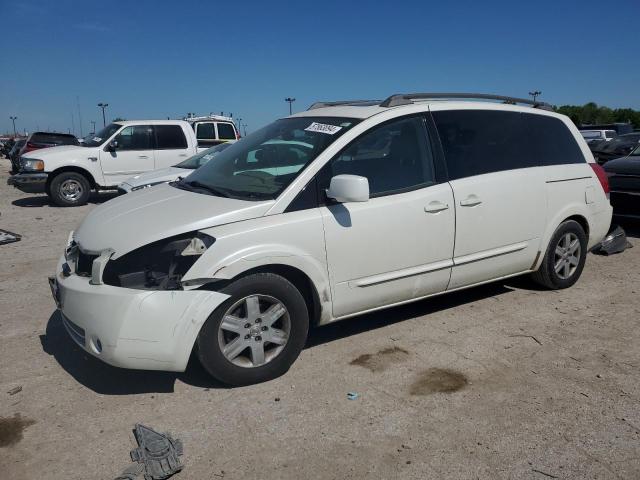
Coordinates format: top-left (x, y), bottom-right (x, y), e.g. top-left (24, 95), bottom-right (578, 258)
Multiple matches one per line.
top-left (460, 195), bottom-right (482, 207)
top-left (138, 155), bottom-right (149, 159)
top-left (424, 201), bottom-right (449, 213)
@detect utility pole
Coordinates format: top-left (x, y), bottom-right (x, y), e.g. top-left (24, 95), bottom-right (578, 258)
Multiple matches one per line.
top-left (528, 91), bottom-right (542, 103)
top-left (236, 117), bottom-right (242, 135)
top-left (9, 116), bottom-right (17, 137)
top-left (242, 123), bottom-right (248, 136)
top-left (90, 121), bottom-right (96, 134)
top-left (98, 103), bottom-right (109, 126)
top-left (285, 97), bottom-right (296, 115)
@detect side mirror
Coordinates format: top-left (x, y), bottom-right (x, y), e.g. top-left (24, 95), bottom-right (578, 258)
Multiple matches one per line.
top-left (107, 140), bottom-right (118, 152)
top-left (326, 174), bottom-right (369, 203)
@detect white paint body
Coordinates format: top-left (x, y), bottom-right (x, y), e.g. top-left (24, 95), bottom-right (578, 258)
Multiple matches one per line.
top-left (23, 120), bottom-right (210, 188)
top-left (53, 101), bottom-right (612, 372)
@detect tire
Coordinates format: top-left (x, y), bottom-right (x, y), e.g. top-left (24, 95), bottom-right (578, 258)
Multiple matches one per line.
top-left (197, 273), bottom-right (309, 386)
top-left (531, 220), bottom-right (588, 289)
top-left (49, 172), bottom-right (91, 207)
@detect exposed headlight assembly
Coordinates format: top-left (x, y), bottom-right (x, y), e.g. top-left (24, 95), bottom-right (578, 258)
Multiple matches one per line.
top-left (102, 232), bottom-right (215, 290)
top-left (20, 158), bottom-right (44, 171)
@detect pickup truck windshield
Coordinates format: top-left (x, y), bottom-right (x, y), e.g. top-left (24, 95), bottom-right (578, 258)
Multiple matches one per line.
top-left (175, 143), bottom-right (231, 169)
top-left (82, 123), bottom-right (122, 147)
top-left (177, 117), bottom-right (359, 200)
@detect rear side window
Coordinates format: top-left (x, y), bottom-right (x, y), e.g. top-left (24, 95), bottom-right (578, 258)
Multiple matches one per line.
top-left (523, 114), bottom-right (585, 166)
top-left (196, 123), bottom-right (215, 140)
top-left (217, 122), bottom-right (236, 140)
top-left (433, 110), bottom-right (533, 180)
top-left (154, 125), bottom-right (188, 149)
top-left (114, 125), bottom-right (153, 150)
top-left (30, 133), bottom-right (78, 145)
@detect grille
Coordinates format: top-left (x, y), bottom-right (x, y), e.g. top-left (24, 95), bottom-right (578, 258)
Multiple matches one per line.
top-left (76, 251), bottom-right (98, 277)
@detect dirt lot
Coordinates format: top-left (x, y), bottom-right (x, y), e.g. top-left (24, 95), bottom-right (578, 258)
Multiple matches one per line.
top-left (1, 161), bottom-right (639, 480)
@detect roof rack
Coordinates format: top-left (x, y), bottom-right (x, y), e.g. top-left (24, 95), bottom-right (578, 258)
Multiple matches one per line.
top-left (380, 92), bottom-right (553, 110)
top-left (307, 100), bottom-right (382, 110)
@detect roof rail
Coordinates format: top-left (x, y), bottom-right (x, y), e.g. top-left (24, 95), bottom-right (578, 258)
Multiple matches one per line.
top-left (308, 100), bottom-right (382, 110)
top-left (380, 93), bottom-right (553, 110)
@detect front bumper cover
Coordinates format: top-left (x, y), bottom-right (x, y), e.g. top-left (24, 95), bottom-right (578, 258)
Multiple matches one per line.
top-left (51, 255), bottom-right (229, 372)
top-left (7, 172), bottom-right (48, 194)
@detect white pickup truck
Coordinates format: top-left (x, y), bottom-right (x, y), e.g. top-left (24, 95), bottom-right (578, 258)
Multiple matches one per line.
top-left (8, 118), bottom-right (238, 206)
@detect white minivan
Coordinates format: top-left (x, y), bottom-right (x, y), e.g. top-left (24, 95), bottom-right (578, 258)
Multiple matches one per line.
top-left (50, 93), bottom-right (612, 386)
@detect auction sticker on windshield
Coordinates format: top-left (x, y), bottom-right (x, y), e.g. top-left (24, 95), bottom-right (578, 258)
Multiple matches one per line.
top-left (305, 122), bottom-right (342, 135)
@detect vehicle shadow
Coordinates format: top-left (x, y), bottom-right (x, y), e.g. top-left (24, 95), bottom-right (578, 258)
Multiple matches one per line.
top-left (41, 281), bottom-right (515, 395)
top-left (12, 191), bottom-right (120, 208)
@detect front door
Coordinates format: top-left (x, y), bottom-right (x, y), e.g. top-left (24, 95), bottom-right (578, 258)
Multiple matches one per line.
top-left (319, 115), bottom-right (455, 318)
top-left (100, 125), bottom-right (155, 185)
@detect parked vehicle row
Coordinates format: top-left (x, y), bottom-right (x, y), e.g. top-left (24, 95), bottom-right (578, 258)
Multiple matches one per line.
top-left (590, 132), bottom-right (640, 164)
top-left (604, 144), bottom-right (640, 219)
top-left (48, 93), bottom-right (612, 386)
top-left (7, 118), bottom-right (238, 206)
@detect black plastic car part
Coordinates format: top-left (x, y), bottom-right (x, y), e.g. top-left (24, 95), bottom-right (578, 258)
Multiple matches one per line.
top-left (115, 424), bottom-right (184, 480)
top-left (592, 225), bottom-right (633, 255)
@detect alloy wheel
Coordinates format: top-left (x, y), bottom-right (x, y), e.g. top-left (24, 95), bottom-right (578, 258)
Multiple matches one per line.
top-left (554, 232), bottom-right (581, 280)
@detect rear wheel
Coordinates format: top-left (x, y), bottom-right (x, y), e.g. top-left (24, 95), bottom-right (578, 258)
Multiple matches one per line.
top-left (49, 172), bottom-right (91, 207)
top-left (531, 220), bottom-right (587, 289)
top-left (197, 273), bottom-right (309, 386)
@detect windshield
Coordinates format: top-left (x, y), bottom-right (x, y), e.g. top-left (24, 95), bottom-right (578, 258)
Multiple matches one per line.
top-left (175, 143), bottom-right (232, 169)
top-left (602, 134), bottom-right (640, 151)
top-left (82, 123), bottom-right (122, 147)
top-left (177, 116), bottom-right (359, 200)
top-left (630, 144), bottom-right (640, 156)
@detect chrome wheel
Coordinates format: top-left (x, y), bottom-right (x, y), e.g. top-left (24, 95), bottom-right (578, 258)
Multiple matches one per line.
top-left (554, 232), bottom-right (581, 280)
top-left (60, 179), bottom-right (83, 201)
top-left (217, 294), bottom-right (290, 368)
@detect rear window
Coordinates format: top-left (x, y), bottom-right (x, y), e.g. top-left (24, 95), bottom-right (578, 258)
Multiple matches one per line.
top-left (30, 133), bottom-right (78, 145)
top-left (154, 125), bottom-right (188, 149)
top-left (433, 110), bottom-right (584, 180)
top-left (217, 122), bottom-right (236, 140)
top-left (580, 131), bottom-right (602, 139)
top-left (523, 114), bottom-right (585, 166)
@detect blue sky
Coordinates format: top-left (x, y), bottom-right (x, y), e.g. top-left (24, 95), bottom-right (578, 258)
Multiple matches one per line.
top-left (2, 0), bottom-right (639, 136)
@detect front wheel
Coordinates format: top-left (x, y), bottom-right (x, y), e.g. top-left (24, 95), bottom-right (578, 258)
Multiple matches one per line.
top-left (49, 172), bottom-right (91, 207)
top-left (197, 273), bottom-right (309, 386)
top-left (531, 220), bottom-right (588, 289)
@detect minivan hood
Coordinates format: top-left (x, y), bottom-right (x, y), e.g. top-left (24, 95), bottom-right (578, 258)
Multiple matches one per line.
top-left (74, 183), bottom-right (274, 257)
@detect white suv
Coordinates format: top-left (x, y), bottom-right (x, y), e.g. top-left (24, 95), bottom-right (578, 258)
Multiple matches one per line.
top-left (50, 93), bottom-right (612, 386)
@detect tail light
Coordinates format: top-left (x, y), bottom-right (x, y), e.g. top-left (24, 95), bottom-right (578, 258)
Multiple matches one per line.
top-left (590, 163), bottom-right (610, 197)
top-left (236, 131), bottom-right (241, 140)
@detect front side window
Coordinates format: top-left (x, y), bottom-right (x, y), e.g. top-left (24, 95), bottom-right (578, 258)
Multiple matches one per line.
top-left (155, 125), bottom-right (188, 150)
top-left (605, 131), bottom-right (616, 139)
top-left (323, 116), bottom-right (435, 197)
top-left (179, 117), bottom-right (359, 200)
top-left (114, 125), bottom-right (153, 151)
top-left (217, 122), bottom-right (236, 140)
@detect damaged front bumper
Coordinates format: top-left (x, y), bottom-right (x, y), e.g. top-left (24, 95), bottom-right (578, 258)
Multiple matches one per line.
top-left (51, 255), bottom-right (229, 372)
top-left (7, 172), bottom-right (48, 194)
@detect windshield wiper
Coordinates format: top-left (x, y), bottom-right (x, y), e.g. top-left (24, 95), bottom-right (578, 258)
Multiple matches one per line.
top-left (181, 180), bottom-right (230, 197)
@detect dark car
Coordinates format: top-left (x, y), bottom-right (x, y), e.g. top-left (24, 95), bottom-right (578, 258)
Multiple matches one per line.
top-left (8, 139), bottom-right (26, 172)
top-left (603, 145), bottom-right (640, 218)
top-left (12, 132), bottom-right (78, 172)
top-left (591, 133), bottom-right (640, 165)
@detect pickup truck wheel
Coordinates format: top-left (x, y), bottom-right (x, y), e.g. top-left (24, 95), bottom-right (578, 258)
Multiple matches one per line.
top-left (197, 273), bottom-right (309, 386)
top-left (531, 220), bottom-right (587, 289)
top-left (49, 172), bottom-right (91, 207)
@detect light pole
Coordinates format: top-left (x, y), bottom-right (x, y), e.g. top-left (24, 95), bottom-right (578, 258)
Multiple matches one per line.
top-left (97, 103), bottom-right (109, 126)
top-left (242, 123), bottom-right (247, 136)
top-left (285, 97), bottom-right (296, 115)
top-left (90, 121), bottom-right (96, 134)
top-left (9, 116), bottom-right (17, 137)
top-left (528, 91), bottom-right (542, 103)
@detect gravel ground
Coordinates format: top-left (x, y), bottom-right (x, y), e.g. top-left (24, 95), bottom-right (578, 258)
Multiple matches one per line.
top-left (1, 159), bottom-right (639, 480)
